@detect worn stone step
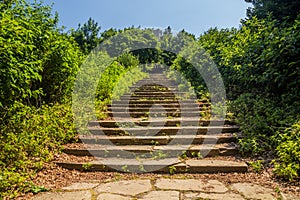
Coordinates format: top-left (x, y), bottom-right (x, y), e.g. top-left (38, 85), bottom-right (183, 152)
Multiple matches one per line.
top-left (130, 92), bottom-right (189, 95)
top-left (135, 80), bottom-right (177, 84)
top-left (105, 111), bottom-right (206, 118)
top-left (108, 103), bottom-right (210, 108)
top-left (55, 158), bottom-right (184, 173)
top-left (133, 84), bottom-right (178, 88)
top-left (88, 119), bottom-right (234, 128)
top-left (129, 87), bottom-right (177, 91)
top-left (62, 143), bottom-right (237, 158)
top-left (128, 94), bottom-right (181, 98)
top-left (88, 126), bottom-right (239, 136)
top-left (111, 100), bottom-right (197, 104)
top-left (124, 94), bottom-right (195, 99)
top-left (55, 158), bottom-right (248, 173)
top-left (119, 96), bottom-right (182, 100)
top-left (79, 134), bottom-right (237, 145)
top-left (107, 107), bottom-right (208, 113)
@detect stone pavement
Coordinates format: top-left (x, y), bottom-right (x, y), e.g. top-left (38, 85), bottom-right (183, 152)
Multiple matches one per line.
top-left (32, 178), bottom-right (298, 200)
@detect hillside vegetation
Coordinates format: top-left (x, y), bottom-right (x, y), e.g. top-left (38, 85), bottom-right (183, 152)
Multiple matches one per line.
top-left (0, 0), bottom-right (299, 198)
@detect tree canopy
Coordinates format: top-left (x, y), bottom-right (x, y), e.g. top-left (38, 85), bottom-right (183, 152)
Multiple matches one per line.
top-left (245, 0), bottom-right (300, 22)
top-left (71, 17), bottom-right (101, 54)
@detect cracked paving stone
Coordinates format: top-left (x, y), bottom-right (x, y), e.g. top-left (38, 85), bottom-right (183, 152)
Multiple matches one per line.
top-left (32, 191), bottom-right (92, 200)
top-left (155, 179), bottom-right (228, 193)
top-left (281, 192), bottom-right (300, 200)
top-left (62, 182), bottom-right (99, 191)
top-left (183, 192), bottom-right (245, 200)
top-left (141, 191), bottom-right (180, 200)
top-left (97, 193), bottom-right (131, 200)
top-left (231, 183), bottom-right (275, 200)
top-left (95, 179), bottom-right (152, 196)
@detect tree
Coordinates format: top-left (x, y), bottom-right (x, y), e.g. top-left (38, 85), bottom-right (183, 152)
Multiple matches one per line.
top-left (245, 0), bottom-right (300, 22)
top-left (71, 17), bottom-right (101, 54)
top-left (164, 26), bottom-right (172, 35)
top-left (100, 28), bottom-right (118, 42)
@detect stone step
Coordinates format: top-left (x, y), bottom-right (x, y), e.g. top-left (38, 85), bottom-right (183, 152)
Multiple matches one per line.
top-left (55, 158), bottom-right (248, 173)
top-left (111, 100), bottom-right (197, 104)
top-left (107, 107), bottom-right (208, 113)
top-left (62, 143), bottom-right (237, 158)
top-left (88, 126), bottom-right (239, 136)
top-left (124, 94), bottom-right (194, 99)
top-left (135, 80), bottom-right (177, 84)
top-left (134, 84), bottom-right (177, 88)
top-left (105, 111), bottom-right (206, 118)
top-left (88, 119), bottom-right (235, 127)
top-left (79, 134), bottom-right (238, 145)
top-left (135, 81), bottom-right (176, 84)
top-left (107, 103), bottom-right (210, 108)
top-left (129, 87), bottom-right (177, 91)
top-left (128, 94), bottom-right (182, 98)
top-left (119, 96), bottom-right (182, 100)
top-left (130, 92), bottom-right (188, 95)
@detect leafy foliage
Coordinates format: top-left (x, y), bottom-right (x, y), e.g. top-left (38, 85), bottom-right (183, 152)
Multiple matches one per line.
top-left (199, 11), bottom-right (300, 180)
top-left (1, 0), bottom-right (300, 198)
top-left (245, 0), bottom-right (300, 23)
top-left (0, 0), bottom-right (82, 198)
top-left (0, 0), bottom-right (83, 108)
top-left (0, 103), bottom-right (76, 198)
top-left (95, 54), bottom-right (147, 119)
top-left (273, 121), bottom-right (300, 180)
top-left (228, 94), bottom-right (297, 155)
top-left (71, 17), bottom-right (101, 54)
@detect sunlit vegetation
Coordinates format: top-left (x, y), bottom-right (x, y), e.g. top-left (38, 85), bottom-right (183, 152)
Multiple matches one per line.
top-left (0, 0), bottom-right (299, 198)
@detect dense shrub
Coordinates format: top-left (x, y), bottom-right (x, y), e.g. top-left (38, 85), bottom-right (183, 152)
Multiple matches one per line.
top-left (39, 33), bottom-right (83, 104)
top-left (95, 54), bottom-right (148, 119)
top-left (200, 14), bottom-right (300, 180)
top-left (0, 0), bottom-right (83, 108)
top-left (0, 1), bottom-right (83, 198)
top-left (199, 16), bottom-right (300, 100)
top-left (0, 103), bottom-right (76, 198)
top-left (273, 121), bottom-right (300, 180)
top-left (228, 94), bottom-right (298, 155)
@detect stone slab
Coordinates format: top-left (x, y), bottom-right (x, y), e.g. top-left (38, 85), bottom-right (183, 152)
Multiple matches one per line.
top-left (141, 191), bottom-right (179, 200)
top-left (281, 192), bottom-right (300, 200)
top-left (96, 193), bottom-right (131, 200)
top-left (155, 179), bottom-right (228, 193)
top-left (32, 191), bottom-right (92, 200)
top-left (62, 182), bottom-right (99, 191)
top-left (95, 179), bottom-right (152, 196)
top-left (231, 183), bottom-right (275, 200)
top-left (186, 160), bottom-right (248, 173)
top-left (183, 192), bottom-right (245, 200)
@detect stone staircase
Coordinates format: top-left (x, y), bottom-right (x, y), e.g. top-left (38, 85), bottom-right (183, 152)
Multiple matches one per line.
top-left (56, 73), bottom-right (248, 173)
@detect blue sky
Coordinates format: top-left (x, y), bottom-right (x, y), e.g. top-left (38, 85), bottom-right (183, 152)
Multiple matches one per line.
top-left (43, 0), bottom-right (251, 36)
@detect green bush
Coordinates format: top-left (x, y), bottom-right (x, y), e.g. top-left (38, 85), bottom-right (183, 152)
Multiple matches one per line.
top-left (0, 103), bottom-right (76, 198)
top-left (228, 94), bottom-right (298, 155)
top-left (273, 121), bottom-right (300, 180)
top-left (95, 57), bottom-right (148, 119)
top-left (199, 13), bottom-right (300, 181)
top-left (229, 94), bottom-right (275, 154)
top-left (0, 0), bottom-right (83, 108)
